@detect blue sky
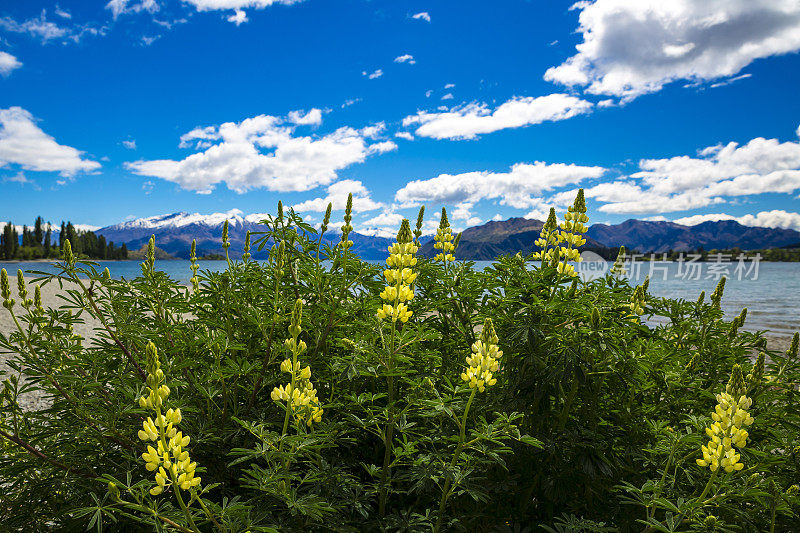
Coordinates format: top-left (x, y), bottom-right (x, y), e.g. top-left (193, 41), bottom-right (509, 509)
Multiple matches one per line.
top-left (2, 0), bottom-right (800, 236)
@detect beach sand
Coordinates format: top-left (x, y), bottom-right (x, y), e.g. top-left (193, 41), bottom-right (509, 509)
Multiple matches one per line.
top-left (0, 280), bottom-right (100, 411)
top-left (0, 280), bottom-right (794, 412)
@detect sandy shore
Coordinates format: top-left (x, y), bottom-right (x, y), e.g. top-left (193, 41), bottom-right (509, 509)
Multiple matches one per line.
top-left (0, 280), bottom-right (100, 411)
top-left (0, 280), bottom-right (795, 412)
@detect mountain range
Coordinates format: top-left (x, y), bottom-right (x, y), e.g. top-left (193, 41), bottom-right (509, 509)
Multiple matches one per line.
top-left (92, 212), bottom-right (800, 260)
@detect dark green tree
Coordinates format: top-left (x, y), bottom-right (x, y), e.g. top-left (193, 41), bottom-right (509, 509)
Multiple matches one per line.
top-left (98, 235), bottom-right (108, 260)
top-left (44, 224), bottom-right (52, 257)
top-left (34, 216), bottom-right (44, 246)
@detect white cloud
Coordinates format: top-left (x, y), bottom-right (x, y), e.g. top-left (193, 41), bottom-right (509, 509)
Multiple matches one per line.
top-left (444, 83), bottom-right (455, 89)
top-left (395, 131), bottom-right (414, 141)
top-left (126, 111), bottom-right (396, 194)
top-left (411, 12), bottom-right (431, 22)
top-left (227, 9), bottom-right (248, 25)
top-left (710, 73), bottom-right (752, 89)
top-left (287, 108), bottom-right (322, 126)
top-left (395, 161), bottom-right (605, 209)
top-left (3, 171), bottom-right (39, 190)
top-left (574, 126), bottom-right (800, 215)
top-left (363, 69), bottom-right (383, 79)
top-left (54, 6), bottom-right (72, 19)
top-left (492, 213), bottom-right (503, 221)
top-left (0, 107), bottom-right (100, 177)
top-left (671, 213), bottom-right (736, 226)
top-left (394, 54), bottom-right (415, 64)
top-left (341, 98), bottom-right (361, 108)
top-left (581, 181), bottom-right (723, 214)
top-left (674, 210), bottom-right (800, 232)
top-left (122, 139), bottom-right (137, 149)
top-left (293, 179), bottom-right (383, 213)
top-left (545, 0), bottom-right (800, 100)
top-left (737, 210), bottom-right (800, 231)
top-left (402, 94), bottom-right (593, 140)
top-left (105, 0), bottom-right (159, 20)
top-left (0, 52), bottom-right (22, 76)
top-left (425, 90), bottom-right (433, 98)
top-left (183, 0), bottom-right (303, 11)
top-left (0, 10), bottom-right (104, 44)
top-left (0, 10), bottom-right (69, 42)
top-left (441, 93), bottom-right (454, 101)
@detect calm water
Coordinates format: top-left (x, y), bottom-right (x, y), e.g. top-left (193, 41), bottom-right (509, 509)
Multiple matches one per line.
top-left (2, 259), bottom-right (798, 338)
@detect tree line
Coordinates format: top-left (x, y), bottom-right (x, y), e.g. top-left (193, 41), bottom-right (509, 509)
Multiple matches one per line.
top-left (0, 216), bottom-right (128, 261)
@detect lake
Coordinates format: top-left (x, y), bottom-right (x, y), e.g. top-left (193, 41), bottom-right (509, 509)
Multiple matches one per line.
top-left (1, 258), bottom-right (798, 339)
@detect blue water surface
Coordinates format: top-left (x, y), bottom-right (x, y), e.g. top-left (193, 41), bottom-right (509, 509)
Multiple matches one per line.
top-left (1, 259), bottom-right (797, 338)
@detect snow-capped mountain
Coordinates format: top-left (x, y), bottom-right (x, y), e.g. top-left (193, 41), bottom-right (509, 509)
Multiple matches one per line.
top-left (96, 210), bottom-right (272, 259)
top-left (94, 210), bottom-right (397, 259)
top-left (94, 210), bottom-right (800, 260)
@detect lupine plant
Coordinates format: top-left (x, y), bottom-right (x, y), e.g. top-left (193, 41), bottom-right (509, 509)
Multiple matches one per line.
top-left (1, 189), bottom-right (800, 532)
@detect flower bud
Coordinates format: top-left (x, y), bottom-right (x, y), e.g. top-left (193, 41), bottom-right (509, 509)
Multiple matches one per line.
top-left (108, 481), bottom-right (121, 501)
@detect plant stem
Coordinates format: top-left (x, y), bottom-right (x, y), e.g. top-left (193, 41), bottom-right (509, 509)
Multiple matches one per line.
top-left (0, 427), bottom-right (94, 478)
top-left (434, 387), bottom-right (477, 533)
top-left (378, 318), bottom-right (398, 518)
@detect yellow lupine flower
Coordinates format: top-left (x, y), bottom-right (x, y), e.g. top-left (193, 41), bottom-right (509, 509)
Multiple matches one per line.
top-left (533, 191), bottom-right (589, 277)
top-left (433, 208), bottom-right (457, 263)
top-left (696, 365), bottom-right (754, 473)
top-left (377, 220), bottom-right (417, 324)
top-left (271, 299), bottom-right (324, 427)
top-left (137, 342), bottom-right (201, 495)
top-left (461, 319), bottom-right (502, 393)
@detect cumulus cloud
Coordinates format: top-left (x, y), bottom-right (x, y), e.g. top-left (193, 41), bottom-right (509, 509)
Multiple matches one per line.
top-left (293, 179), bottom-right (383, 213)
top-left (0, 107), bottom-right (100, 177)
top-left (395, 131), bottom-right (414, 141)
top-left (360, 211), bottom-right (407, 238)
top-left (394, 54), bottom-right (415, 64)
top-left (674, 210), bottom-right (800, 231)
top-left (0, 52), bottom-right (22, 76)
top-left (227, 9), bottom-right (248, 25)
top-left (545, 0), bottom-right (800, 100)
top-left (411, 12), bottom-right (431, 22)
top-left (579, 181), bottom-right (724, 214)
top-left (363, 69), bottom-right (383, 79)
top-left (122, 139), bottom-right (137, 149)
top-left (126, 111), bottom-right (396, 194)
top-left (287, 108), bottom-right (323, 126)
top-left (566, 126), bottom-right (800, 215)
top-left (395, 161), bottom-right (606, 209)
top-left (402, 94), bottom-right (593, 140)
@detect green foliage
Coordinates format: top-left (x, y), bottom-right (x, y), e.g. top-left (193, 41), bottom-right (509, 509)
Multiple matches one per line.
top-left (1, 198), bottom-right (799, 532)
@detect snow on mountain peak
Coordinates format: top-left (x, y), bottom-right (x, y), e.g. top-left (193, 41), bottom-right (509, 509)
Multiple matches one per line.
top-left (110, 209), bottom-right (259, 230)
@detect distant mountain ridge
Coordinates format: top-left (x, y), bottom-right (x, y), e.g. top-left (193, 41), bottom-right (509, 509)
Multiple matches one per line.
top-left (586, 219), bottom-right (800, 254)
top-left (94, 212), bottom-right (800, 261)
top-left (95, 211), bottom-right (400, 260)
